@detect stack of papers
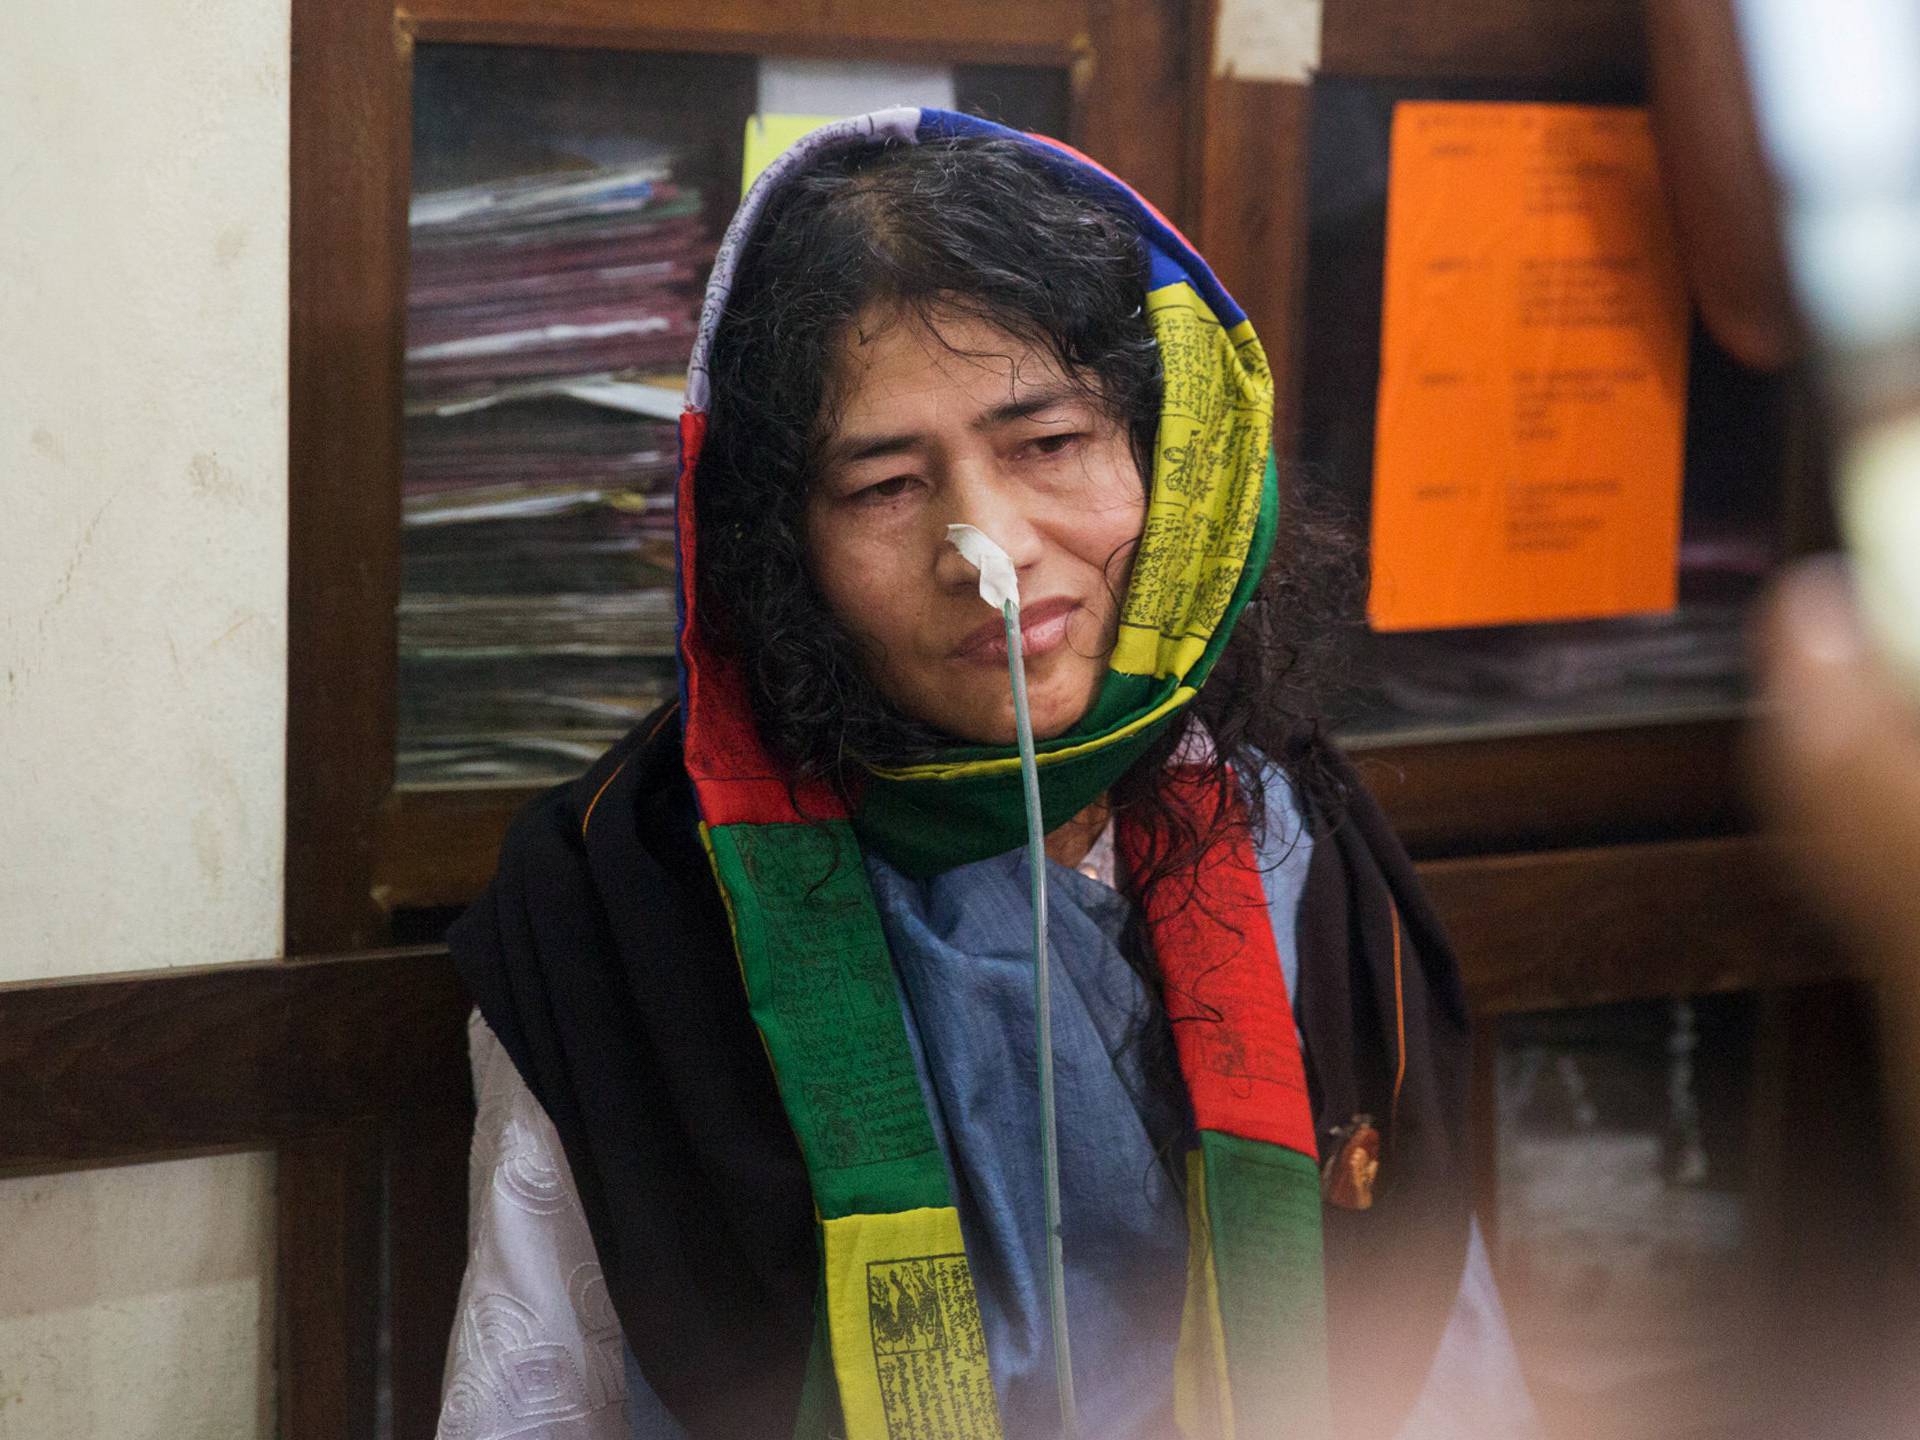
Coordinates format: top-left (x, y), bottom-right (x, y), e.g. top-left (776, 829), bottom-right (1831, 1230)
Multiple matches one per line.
top-left (398, 158), bottom-right (707, 786)
top-left (405, 163), bottom-right (705, 410)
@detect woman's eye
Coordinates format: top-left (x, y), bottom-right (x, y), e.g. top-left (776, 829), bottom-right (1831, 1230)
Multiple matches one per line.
top-left (1024, 432), bottom-right (1086, 459)
top-left (854, 475), bottom-right (918, 504)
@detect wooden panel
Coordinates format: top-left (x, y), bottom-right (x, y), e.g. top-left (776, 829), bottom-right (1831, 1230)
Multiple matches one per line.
top-left (387, 1110), bottom-right (478, 1439)
top-left (1427, 834), bottom-right (1845, 1016)
top-left (400, 0), bottom-right (1092, 64)
top-left (1190, 75), bottom-right (1312, 449)
top-left (1320, 0), bottom-right (1642, 84)
top-left (376, 789), bottom-right (526, 913)
top-left (1352, 717), bottom-right (1747, 859)
top-left (375, 715), bottom-right (1749, 912)
top-left (0, 950), bottom-right (469, 1173)
top-left (280, 1126), bottom-right (385, 1440)
top-left (2, 838), bottom-right (1833, 1171)
top-left (1077, 0), bottom-right (1192, 229)
top-left (1180, 0), bottom-right (1313, 445)
top-left (288, 0), bottom-right (413, 954)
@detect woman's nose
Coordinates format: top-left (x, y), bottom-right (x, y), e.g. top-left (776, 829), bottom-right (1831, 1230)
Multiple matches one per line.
top-left (934, 469), bottom-right (1045, 590)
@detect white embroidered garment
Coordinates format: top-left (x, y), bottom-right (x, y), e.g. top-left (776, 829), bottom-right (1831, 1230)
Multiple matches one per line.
top-left (436, 1011), bottom-right (630, 1440)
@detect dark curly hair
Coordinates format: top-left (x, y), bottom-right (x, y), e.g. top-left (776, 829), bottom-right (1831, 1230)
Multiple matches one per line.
top-left (694, 135), bottom-right (1362, 1106)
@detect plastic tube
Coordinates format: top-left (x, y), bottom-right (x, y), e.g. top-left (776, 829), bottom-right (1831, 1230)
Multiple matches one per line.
top-left (948, 524), bottom-right (1077, 1437)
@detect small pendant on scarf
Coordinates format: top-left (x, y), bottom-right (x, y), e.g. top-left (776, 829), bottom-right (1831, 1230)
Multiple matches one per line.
top-left (1322, 1115), bottom-right (1382, 1210)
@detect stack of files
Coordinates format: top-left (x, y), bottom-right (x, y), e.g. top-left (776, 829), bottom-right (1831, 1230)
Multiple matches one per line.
top-left (405, 161), bottom-right (706, 410)
top-left (398, 155), bottom-right (709, 786)
top-left (1361, 601), bottom-right (1750, 726)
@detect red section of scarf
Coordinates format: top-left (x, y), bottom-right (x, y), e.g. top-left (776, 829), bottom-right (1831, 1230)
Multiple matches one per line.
top-left (675, 408), bottom-right (845, 826)
top-left (1120, 768), bottom-right (1319, 1159)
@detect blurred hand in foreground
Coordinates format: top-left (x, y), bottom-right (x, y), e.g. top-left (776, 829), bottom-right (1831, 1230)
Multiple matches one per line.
top-left (1752, 557), bottom-right (1920, 1143)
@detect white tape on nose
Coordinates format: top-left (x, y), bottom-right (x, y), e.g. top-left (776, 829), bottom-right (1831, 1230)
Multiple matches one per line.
top-left (946, 524), bottom-right (1021, 610)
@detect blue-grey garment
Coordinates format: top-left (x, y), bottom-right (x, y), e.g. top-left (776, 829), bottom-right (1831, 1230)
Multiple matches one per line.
top-left (873, 834), bottom-right (1193, 1438)
top-left (624, 771), bottom-right (1538, 1440)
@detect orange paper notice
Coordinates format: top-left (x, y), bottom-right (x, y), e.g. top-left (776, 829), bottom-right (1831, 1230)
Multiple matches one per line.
top-left (1369, 102), bottom-right (1690, 632)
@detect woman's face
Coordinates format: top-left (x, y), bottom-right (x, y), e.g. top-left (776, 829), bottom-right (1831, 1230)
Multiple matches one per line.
top-left (805, 305), bottom-right (1148, 746)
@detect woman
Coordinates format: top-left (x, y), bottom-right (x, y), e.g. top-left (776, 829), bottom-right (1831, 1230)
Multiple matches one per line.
top-left (440, 111), bottom-right (1535, 1440)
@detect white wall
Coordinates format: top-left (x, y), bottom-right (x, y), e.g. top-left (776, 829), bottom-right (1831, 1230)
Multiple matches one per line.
top-left (0, 0), bottom-right (291, 1433)
top-left (0, 1155), bottom-right (276, 1439)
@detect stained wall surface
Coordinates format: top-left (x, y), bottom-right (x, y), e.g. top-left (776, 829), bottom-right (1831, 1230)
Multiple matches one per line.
top-left (0, 0), bottom-right (290, 1433)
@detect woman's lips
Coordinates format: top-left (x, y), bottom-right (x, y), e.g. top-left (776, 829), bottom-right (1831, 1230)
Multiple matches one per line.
top-left (952, 596), bottom-right (1081, 662)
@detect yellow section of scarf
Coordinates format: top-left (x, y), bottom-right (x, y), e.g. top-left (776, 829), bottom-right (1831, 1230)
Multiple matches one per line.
top-left (1111, 285), bottom-right (1274, 681)
top-left (821, 1206), bottom-right (1006, 1439)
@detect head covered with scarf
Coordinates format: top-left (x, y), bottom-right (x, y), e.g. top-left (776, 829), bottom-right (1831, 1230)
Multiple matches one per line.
top-left (679, 108), bottom-right (1366, 881)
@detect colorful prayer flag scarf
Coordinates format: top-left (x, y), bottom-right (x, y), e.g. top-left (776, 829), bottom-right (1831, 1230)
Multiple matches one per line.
top-left (675, 108), bottom-right (1329, 1440)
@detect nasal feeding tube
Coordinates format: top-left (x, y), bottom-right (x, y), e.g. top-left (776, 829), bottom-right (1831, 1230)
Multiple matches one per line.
top-left (946, 523), bottom-right (1078, 1439)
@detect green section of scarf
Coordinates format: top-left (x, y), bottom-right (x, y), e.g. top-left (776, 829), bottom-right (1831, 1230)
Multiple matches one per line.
top-left (1191, 1135), bottom-right (1335, 1436)
top-left (707, 821), bottom-right (950, 1216)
